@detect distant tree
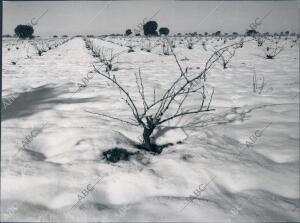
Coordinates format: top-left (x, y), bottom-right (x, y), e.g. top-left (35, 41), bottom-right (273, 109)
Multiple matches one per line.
top-left (285, 31), bottom-right (289, 36)
top-left (62, 35), bottom-right (69, 38)
top-left (87, 35), bottom-right (94, 37)
top-left (224, 33), bottom-right (228, 36)
top-left (215, 31), bottom-right (221, 36)
top-left (290, 32), bottom-right (296, 36)
top-left (274, 32), bottom-right (278, 36)
top-left (159, 27), bottom-right (170, 36)
top-left (14, 24), bottom-right (34, 39)
top-left (2, 34), bottom-right (12, 38)
top-left (280, 31), bottom-right (284, 36)
top-left (204, 32), bottom-right (208, 36)
top-left (177, 32), bottom-right (182, 36)
top-left (143, 21), bottom-right (158, 36)
top-left (232, 32), bottom-right (238, 36)
top-left (246, 29), bottom-right (258, 36)
top-left (135, 33), bottom-right (141, 36)
top-left (125, 29), bottom-right (132, 36)
top-left (53, 35), bottom-right (58, 38)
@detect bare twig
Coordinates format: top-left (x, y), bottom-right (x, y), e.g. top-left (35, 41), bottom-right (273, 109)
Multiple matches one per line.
top-left (85, 109), bottom-right (140, 126)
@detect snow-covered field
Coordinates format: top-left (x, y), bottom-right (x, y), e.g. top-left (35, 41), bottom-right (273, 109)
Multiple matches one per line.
top-left (1, 36), bottom-right (299, 222)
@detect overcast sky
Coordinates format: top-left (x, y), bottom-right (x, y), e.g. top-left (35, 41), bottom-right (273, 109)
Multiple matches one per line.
top-left (3, 1), bottom-right (299, 36)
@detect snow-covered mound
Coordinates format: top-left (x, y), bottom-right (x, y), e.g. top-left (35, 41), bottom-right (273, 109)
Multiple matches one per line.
top-left (1, 37), bottom-right (299, 222)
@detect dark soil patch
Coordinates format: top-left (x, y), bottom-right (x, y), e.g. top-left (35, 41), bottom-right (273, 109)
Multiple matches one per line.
top-left (103, 140), bottom-right (183, 163)
top-left (181, 154), bottom-right (193, 161)
top-left (102, 147), bottom-right (136, 163)
top-left (135, 143), bottom-right (174, 154)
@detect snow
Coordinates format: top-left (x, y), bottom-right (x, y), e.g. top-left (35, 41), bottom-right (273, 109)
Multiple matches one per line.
top-left (1, 36), bottom-right (299, 222)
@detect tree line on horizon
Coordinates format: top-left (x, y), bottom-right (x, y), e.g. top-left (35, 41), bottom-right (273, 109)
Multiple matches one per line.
top-left (2, 22), bottom-right (299, 39)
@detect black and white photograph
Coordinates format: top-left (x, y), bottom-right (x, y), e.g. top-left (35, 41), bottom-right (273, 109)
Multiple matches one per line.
top-left (1, 0), bottom-right (299, 222)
